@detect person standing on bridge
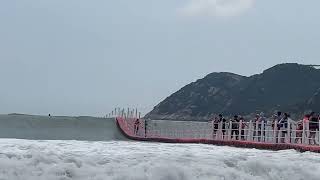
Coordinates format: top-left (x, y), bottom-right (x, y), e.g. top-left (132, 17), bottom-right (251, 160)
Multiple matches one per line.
top-left (211, 116), bottom-right (219, 137)
top-left (253, 114), bottom-right (260, 141)
top-left (278, 113), bottom-right (290, 143)
top-left (134, 118), bottom-right (140, 135)
top-left (294, 118), bottom-right (304, 144)
top-left (308, 112), bottom-right (319, 145)
top-left (231, 115), bottom-right (240, 140)
top-left (272, 111), bottom-right (282, 143)
top-left (239, 116), bottom-right (247, 140)
top-left (258, 112), bottom-right (266, 141)
top-left (218, 114), bottom-right (227, 138)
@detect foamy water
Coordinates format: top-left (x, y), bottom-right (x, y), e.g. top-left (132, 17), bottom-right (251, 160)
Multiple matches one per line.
top-left (0, 139), bottom-right (320, 180)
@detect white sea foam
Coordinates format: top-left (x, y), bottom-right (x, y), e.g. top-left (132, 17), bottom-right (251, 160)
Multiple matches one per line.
top-left (0, 139), bottom-right (319, 180)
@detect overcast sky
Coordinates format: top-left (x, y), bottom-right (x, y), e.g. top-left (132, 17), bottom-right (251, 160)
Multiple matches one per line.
top-left (1, 0), bottom-right (320, 116)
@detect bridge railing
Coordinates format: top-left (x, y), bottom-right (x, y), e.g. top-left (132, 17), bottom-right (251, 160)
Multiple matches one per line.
top-left (120, 117), bottom-right (320, 146)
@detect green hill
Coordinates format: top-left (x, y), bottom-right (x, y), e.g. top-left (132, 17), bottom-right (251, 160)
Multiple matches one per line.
top-left (146, 63), bottom-right (320, 120)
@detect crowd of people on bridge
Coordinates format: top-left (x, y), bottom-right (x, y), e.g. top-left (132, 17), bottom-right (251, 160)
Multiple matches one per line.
top-left (211, 111), bottom-right (320, 144)
top-left (130, 111), bottom-right (319, 145)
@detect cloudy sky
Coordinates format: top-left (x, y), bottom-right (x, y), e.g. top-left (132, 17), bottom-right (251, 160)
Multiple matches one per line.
top-left (1, 0), bottom-right (320, 116)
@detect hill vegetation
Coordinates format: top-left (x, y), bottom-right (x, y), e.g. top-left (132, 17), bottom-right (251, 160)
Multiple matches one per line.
top-left (146, 63), bottom-right (320, 120)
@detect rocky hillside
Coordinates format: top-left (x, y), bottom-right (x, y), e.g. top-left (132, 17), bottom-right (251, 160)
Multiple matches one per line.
top-left (146, 63), bottom-right (320, 120)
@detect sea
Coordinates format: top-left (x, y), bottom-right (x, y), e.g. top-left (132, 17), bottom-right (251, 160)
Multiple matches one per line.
top-left (0, 114), bottom-right (319, 180)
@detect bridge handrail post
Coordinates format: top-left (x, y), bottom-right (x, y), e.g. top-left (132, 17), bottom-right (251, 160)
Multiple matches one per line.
top-left (121, 109), bottom-right (124, 118)
top-left (273, 121), bottom-right (277, 143)
top-left (248, 120), bottom-right (252, 141)
top-left (218, 121), bottom-right (222, 140)
top-left (287, 121), bottom-right (291, 143)
top-left (211, 120), bottom-right (214, 140)
top-left (245, 121), bottom-right (250, 141)
top-left (302, 121), bottom-right (306, 145)
top-left (238, 120), bottom-right (242, 141)
top-left (318, 120), bottom-right (320, 146)
top-left (144, 119), bottom-right (147, 138)
top-left (254, 121), bottom-right (258, 142)
top-left (291, 122), bottom-right (295, 144)
top-left (127, 108), bottom-right (130, 119)
top-left (135, 108), bottom-right (138, 119)
top-left (261, 121), bottom-right (265, 142)
top-left (266, 121), bottom-right (271, 143)
top-left (228, 121), bottom-right (232, 140)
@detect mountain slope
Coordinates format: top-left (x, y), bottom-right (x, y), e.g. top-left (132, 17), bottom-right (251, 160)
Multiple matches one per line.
top-left (146, 63), bottom-right (320, 120)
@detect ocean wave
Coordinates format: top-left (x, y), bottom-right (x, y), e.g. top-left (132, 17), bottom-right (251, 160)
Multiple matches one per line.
top-left (0, 139), bottom-right (319, 180)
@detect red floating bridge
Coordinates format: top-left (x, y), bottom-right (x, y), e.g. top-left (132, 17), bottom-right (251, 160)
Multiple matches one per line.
top-left (116, 117), bottom-right (320, 153)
